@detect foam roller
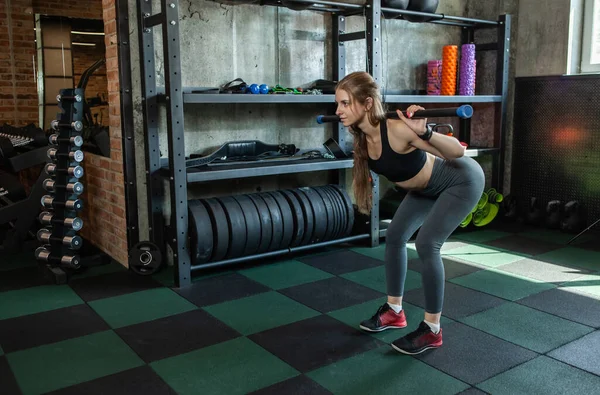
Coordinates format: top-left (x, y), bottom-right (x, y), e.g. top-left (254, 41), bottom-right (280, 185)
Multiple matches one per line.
top-left (441, 45), bottom-right (458, 96)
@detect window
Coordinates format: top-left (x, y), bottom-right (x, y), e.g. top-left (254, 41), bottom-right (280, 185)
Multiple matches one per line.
top-left (581, 0), bottom-right (600, 72)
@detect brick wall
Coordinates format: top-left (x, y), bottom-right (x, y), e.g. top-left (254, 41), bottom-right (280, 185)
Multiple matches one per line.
top-left (32, 0), bottom-right (102, 20)
top-left (0, 0), bottom-right (37, 126)
top-left (76, 0), bottom-right (128, 266)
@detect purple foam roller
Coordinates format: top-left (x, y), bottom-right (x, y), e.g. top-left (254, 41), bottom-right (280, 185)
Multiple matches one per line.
top-left (459, 44), bottom-right (476, 96)
top-left (427, 60), bottom-right (442, 95)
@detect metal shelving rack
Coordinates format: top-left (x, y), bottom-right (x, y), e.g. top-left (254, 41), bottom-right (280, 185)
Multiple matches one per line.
top-left (135, 0), bottom-right (511, 287)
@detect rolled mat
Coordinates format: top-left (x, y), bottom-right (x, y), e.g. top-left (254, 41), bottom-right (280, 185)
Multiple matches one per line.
top-left (459, 44), bottom-right (476, 96)
top-left (427, 60), bottom-right (442, 95)
top-left (441, 45), bottom-right (458, 96)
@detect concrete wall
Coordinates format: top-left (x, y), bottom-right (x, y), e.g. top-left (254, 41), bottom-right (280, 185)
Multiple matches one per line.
top-left (127, 0), bottom-right (516, 240)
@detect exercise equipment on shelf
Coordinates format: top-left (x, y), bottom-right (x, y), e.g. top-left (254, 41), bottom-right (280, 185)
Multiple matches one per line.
top-left (316, 105), bottom-right (474, 124)
top-left (460, 188), bottom-right (503, 228)
top-left (35, 88), bottom-right (86, 273)
top-left (188, 184), bottom-right (355, 266)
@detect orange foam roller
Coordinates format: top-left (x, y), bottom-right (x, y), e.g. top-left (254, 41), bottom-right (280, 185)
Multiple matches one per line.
top-left (441, 45), bottom-right (458, 96)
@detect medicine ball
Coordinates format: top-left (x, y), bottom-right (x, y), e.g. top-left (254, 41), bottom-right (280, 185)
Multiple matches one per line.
top-left (281, 0), bottom-right (313, 11)
top-left (404, 0), bottom-right (439, 22)
top-left (382, 0), bottom-right (409, 9)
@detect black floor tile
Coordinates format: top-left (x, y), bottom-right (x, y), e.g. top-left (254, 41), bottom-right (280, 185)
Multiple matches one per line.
top-left (403, 282), bottom-right (506, 320)
top-left (0, 266), bottom-right (50, 292)
top-left (416, 321), bottom-right (538, 385)
top-left (298, 250), bottom-right (383, 275)
top-left (458, 388), bottom-right (490, 395)
top-left (44, 366), bottom-right (176, 395)
top-left (69, 271), bottom-right (163, 302)
top-left (547, 330), bottom-right (600, 376)
top-left (0, 304), bottom-right (109, 353)
top-left (175, 273), bottom-right (270, 307)
top-left (517, 288), bottom-right (600, 328)
top-left (116, 309), bottom-right (240, 363)
top-left (408, 257), bottom-right (484, 280)
top-left (486, 220), bottom-right (527, 233)
top-left (247, 374), bottom-right (332, 395)
top-left (249, 315), bottom-right (384, 373)
top-left (0, 356), bottom-right (21, 395)
top-left (574, 236), bottom-right (600, 252)
top-left (483, 234), bottom-right (561, 255)
top-left (278, 276), bottom-right (384, 313)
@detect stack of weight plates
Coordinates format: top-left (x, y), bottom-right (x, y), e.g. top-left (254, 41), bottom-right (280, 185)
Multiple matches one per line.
top-left (188, 185), bottom-right (355, 265)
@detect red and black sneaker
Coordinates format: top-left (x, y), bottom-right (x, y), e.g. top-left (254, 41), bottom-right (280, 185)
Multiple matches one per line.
top-left (359, 303), bottom-right (407, 332)
top-left (391, 321), bottom-right (443, 355)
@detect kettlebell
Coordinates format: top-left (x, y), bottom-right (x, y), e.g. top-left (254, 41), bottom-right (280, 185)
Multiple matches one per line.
top-left (502, 194), bottom-right (519, 221)
top-left (561, 201), bottom-right (585, 233)
top-left (525, 197), bottom-right (544, 226)
top-left (545, 200), bottom-right (562, 229)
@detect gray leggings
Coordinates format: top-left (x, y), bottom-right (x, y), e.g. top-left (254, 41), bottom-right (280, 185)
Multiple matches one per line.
top-left (385, 156), bottom-right (485, 313)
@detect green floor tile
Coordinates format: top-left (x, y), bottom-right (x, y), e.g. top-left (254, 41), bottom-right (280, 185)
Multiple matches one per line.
top-left (7, 330), bottom-right (144, 395)
top-left (535, 247), bottom-right (600, 272)
top-left (453, 230), bottom-right (512, 243)
top-left (307, 346), bottom-right (469, 395)
top-left (450, 268), bottom-right (556, 301)
top-left (442, 244), bottom-right (527, 267)
top-left (351, 243), bottom-right (419, 261)
top-left (151, 337), bottom-right (298, 395)
top-left (0, 285), bottom-right (83, 320)
top-left (328, 299), bottom-right (453, 344)
top-left (203, 291), bottom-right (320, 335)
top-left (341, 266), bottom-right (421, 294)
top-left (240, 260), bottom-right (334, 290)
top-left (518, 229), bottom-right (594, 245)
top-left (460, 303), bottom-right (593, 353)
top-left (477, 356), bottom-right (600, 395)
top-left (560, 273), bottom-right (600, 299)
top-left (89, 288), bottom-right (197, 328)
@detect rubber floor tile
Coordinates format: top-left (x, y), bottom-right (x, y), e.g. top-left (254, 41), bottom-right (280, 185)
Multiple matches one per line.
top-left (0, 357), bottom-right (20, 395)
top-left (351, 243), bottom-right (419, 262)
top-left (0, 285), bottom-right (83, 321)
top-left (150, 337), bottom-right (298, 395)
top-left (408, 256), bottom-right (485, 280)
top-left (69, 270), bottom-right (163, 302)
top-left (116, 309), bottom-right (240, 363)
top-left (0, 266), bottom-right (50, 292)
top-left (299, 250), bottom-right (384, 275)
top-left (341, 265), bottom-right (421, 294)
top-left (239, 259), bottom-right (333, 289)
top-left (452, 230), bottom-right (512, 243)
top-left (559, 272), bottom-right (600, 299)
top-left (278, 276), bottom-right (384, 313)
top-left (534, 247), bottom-right (600, 272)
top-left (477, 356), bottom-right (600, 395)
top-left (6, 331), bottom-right (144, 395)
top-left (460, 302), bottom-right (594, 353)
top-left (248, 315), bottom-right (384, 373)
top-left (415, 321), bottom-right (538, 385)
top-left (441, 244), bottom-right (527, 268)
top-left (247, 375), bottom-right (332, 395)
top-left (483, 234), bottom-right (562, 255)
top-left (547, 330), bottom-right (600, 376)
top-left (0, 304), bottom-right (109, 353)
top-left (44, 366), bottom-right (176, 395)
top-left (307, 346), bottom-right (469, 395)
top-left (498, 258), bottom-right (592, 284)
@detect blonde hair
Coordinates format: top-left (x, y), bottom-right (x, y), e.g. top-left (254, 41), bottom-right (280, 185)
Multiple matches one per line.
top-left (336, 71), bottom-right (385, 214)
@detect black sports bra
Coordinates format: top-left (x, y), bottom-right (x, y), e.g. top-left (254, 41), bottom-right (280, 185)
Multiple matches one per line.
top-left (367, 120), bottom-right (427, 182)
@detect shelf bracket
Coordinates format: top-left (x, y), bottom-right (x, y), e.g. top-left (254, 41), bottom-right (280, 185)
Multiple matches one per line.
top-left (144, 12), bottom-right (164, 28)
top-left (339, 31), bottom-right (366, 42)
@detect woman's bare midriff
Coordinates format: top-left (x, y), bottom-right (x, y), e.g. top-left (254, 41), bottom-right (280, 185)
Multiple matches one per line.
top-left (394, 152), bottom-right (436, 191)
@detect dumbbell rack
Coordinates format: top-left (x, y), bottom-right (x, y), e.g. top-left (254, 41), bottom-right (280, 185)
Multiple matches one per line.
top-left (35, 88), bottom-right (86, 283)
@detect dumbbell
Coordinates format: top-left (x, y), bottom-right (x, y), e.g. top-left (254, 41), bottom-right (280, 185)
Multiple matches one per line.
top-left (40, 195), bottom-right (83, 211)
top-left (43, 179), bottom-right (84, 195)
top-left (39, 211), bottom-right (83, 231)
top-left (45, 163), bottom-right (84, 179)
top-left (47, 148), bottom-right (84, 163)
top-left (35, 246), bottom-right (81, 269)
top-left (37, 229), bottom-right (83, 249)
top-left (50, 120), bottom-right (84, 132)
top-left (49, 134), bottom-right (84, 147)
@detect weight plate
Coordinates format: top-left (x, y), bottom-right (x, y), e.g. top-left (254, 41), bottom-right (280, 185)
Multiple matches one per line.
top-left (268, 191), bottom-right (294, 250)
top-left (279, 190), bottom-right (305, 247)
top-left (331, 184), bottom-right (355, 237)
top-left (247, 193), bottom-right (272, 254)
top-left (288, 188), bottom-right (314, 246)
top-left (188, 199), bottom-right (214, 265)
top-left (325, 185), bottom-right (347, 239)
top-left (321, 186), bottom-right (341, 240)
top-left (201, 198), bottom-right (229, 261)
top-left (217, 196), bottom-right (247, 259)
top-left (297, 187), bottom-right (327, 243)
top-left (313, 187), bottom-right (334, 242)
top-left (232, 194), bottom-right (261, 256)
top-left (129, 241), bottom-right (162, 275)
top-left (259, 192), bottom-right (284, 251)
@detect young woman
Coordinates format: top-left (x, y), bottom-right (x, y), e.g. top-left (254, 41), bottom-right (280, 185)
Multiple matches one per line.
top-left (335, 71), bottom-right (484, 355)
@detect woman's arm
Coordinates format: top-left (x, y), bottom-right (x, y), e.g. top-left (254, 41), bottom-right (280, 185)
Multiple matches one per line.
top-left (408, 130), bottom-right (465, 160)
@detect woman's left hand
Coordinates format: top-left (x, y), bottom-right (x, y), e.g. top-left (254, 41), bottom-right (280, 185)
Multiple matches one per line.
top-left (396, 105), bottom-right (427, 136)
